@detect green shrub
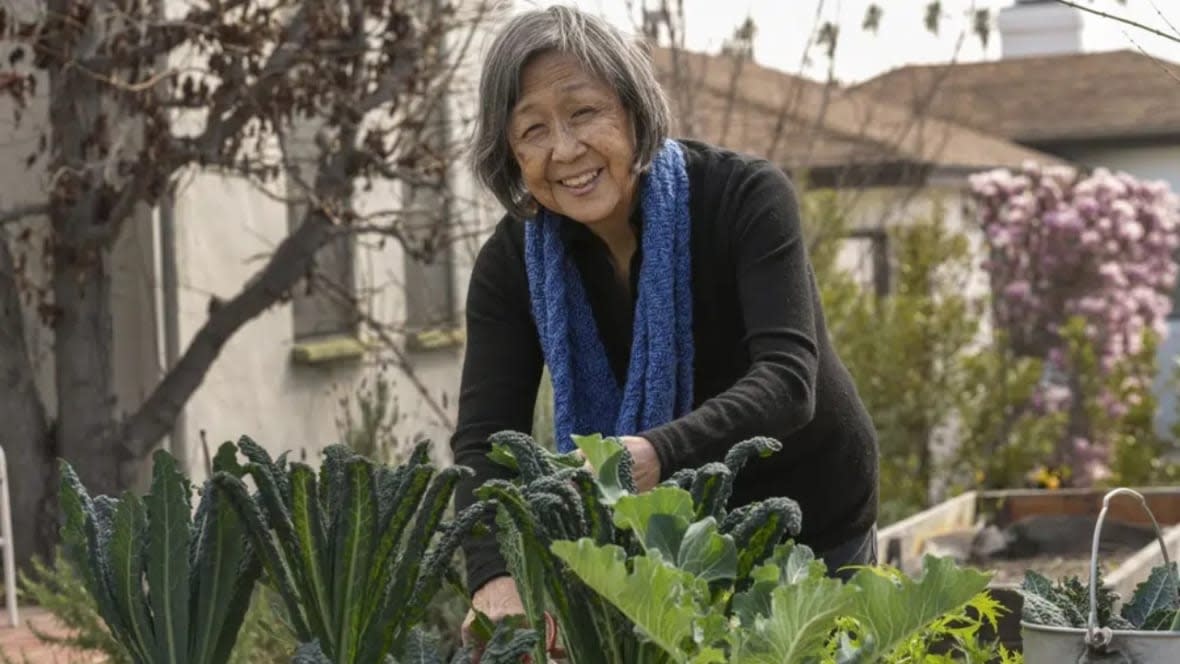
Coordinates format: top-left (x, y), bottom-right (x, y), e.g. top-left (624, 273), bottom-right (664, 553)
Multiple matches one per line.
top-left (18, 549), bottom-right (132, 662)
top-left (803, 193), bottom-right (1006, 520)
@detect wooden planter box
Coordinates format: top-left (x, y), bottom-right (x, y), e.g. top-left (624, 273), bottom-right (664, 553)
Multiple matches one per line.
top-left (876, 487), bottom-right (1180, 654)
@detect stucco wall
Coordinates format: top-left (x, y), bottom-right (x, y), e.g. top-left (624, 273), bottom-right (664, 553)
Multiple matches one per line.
top-left (0, 70), bottom-right (56, 417)
top-left (830, 183), bottom-right (992, 313)
top-left (168, 166), bottom-right (470, 478)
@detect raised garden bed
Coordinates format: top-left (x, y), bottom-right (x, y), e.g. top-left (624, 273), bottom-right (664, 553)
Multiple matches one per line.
top-left (877, 487), bottom-right (1180, 654)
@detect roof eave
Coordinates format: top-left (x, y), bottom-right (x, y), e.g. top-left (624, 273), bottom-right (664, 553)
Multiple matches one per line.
top-left (1021, 130), bottom-right (1180, 149)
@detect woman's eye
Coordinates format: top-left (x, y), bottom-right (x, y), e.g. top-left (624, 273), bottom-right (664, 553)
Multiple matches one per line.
top-left (573, 106), bottom-right (596, 118)
top-left (522, 124), bottom-right (543, 138)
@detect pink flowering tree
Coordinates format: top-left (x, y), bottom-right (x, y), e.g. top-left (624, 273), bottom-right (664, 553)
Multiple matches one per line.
top-left (968, 162), bottom-right (1180, 485)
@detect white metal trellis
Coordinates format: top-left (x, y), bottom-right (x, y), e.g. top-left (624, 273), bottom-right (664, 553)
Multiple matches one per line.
top-left (0, 446), bottom-right (17, 627)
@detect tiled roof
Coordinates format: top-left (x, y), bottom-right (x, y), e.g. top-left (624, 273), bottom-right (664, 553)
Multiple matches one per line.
top-left (851, 49), bottom-right (1180, 144)
top-left (648, 46), bottom-right (1066, 173)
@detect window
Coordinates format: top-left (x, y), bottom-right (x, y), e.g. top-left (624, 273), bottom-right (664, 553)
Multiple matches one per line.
top-left (402, 91), bottom-right (457, 340)
top-left (402, 182), bottom-right (456, 332)
top-left (836, 228), bottom-right (891, 296)
top-left (284, 122), bottom-right (358, 342)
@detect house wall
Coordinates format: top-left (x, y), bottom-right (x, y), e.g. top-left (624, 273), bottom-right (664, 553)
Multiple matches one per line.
top-left (830, 183), bottom-right (991, 310)
top-left (168, 169), bottom-right (467, 476)
top-left (1051, 143), bottom-right (1180, 438)
top-left (0, 70), bottom-right (56, 418)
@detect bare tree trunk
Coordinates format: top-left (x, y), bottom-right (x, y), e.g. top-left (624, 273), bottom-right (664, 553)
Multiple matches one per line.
top-left (0, 236), bottom-right (54, 568)
top-left (52, 239), bottom-right (124, 496)
top-left (47, 12), bottom-right (126, 498)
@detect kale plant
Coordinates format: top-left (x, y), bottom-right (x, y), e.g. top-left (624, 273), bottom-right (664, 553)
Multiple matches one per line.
top-left (477, 432), bottom-right (1005, 663)
top-left (1021, 562), bottom-right (1180, 632)
top-left (58, 447), bottom-right (261, 664)
top-left (474, 431), bottom-right (799, 664)
top-left (213, 436), bottom-right (497, 663)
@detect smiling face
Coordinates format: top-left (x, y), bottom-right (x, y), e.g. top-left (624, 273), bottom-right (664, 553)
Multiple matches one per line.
top-left (508, 50), bottom-right (638, 231)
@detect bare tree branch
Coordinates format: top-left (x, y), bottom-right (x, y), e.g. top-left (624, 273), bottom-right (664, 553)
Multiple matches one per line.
top-left (359, 313), bottom-right (455, 431)
top-left (1149, 0), bottom-right (1180, 39)
top-left (111, 0), bottom-right (455, 459)
top-left (1119, 26), bottom-right (1180, 84)
top-left (188, 4), bottom-right (312, 163)
top-left (80, 0), bottom-right (255, 74)
top-left (310, 267), bottom-right (456, 431)
top-left (113, 207), bottom-right (336, 460)
top-left (0, 203), bottom-right (49, 226)
top-left (1054, 0), bottom-right (1180, 45)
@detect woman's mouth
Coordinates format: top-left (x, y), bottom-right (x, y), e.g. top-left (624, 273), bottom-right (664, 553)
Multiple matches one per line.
top-left (558, 168), bottom-right (603, 195)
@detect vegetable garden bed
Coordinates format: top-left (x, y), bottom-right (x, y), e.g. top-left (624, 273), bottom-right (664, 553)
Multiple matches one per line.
top-left (59, 432), bottom-right (1023, 663)
top-left (878, 487), bottom-right (1180, 654)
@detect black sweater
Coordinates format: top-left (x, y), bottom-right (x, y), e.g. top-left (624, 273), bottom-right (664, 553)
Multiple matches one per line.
top-left (450, 139), bottom-right (879, 595)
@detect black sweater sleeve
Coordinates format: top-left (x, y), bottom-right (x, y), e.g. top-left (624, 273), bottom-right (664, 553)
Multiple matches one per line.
top-left (449, 221), bottom-right (543, 595)
top-left (637, 161), bottom-right (820, 476)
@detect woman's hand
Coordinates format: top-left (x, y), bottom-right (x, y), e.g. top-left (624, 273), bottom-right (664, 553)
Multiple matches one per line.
top-left (461, 576), bottom-right (524, 646)
top-left (620, 436), bottom-right (661, 492)
top-left (576, 436), bottom-right (662, 491)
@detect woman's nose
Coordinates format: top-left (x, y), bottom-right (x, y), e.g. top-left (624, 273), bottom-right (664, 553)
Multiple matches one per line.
top-left (550, 123), bottom-right (585, 162)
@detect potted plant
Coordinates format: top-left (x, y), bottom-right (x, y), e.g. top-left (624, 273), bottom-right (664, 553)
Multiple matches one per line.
top-left (1020, 488), bottom-right (1180, 663)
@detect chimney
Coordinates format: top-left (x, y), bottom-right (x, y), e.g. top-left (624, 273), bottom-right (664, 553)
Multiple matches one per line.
top-left (996, 0), bottom-right (1083, 58)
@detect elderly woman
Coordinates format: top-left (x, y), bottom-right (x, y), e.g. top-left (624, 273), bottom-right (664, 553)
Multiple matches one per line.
top-left (450, 4), bottom-right (879, 638)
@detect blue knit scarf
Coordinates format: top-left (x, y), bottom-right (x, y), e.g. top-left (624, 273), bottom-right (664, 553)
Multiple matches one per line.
top-left (524, 139), bottom-right (694, 453)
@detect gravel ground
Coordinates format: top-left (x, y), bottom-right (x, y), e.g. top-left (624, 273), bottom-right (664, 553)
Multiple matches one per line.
top-left (981, 549), bottom-right (1140, 587)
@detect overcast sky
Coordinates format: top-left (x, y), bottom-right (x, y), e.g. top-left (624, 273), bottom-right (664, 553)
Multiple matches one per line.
top-left (533, 0), bottom-right (1180, 83)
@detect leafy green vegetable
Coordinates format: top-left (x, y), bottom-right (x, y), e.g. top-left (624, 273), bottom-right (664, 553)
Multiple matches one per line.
top-left (575, 432), bottom-right (637, 505)
top-left (213, 436), bottom-right (487, 663)
top-left (1019, 561), bottom-right (1180, 632)
top-left (1122, 562), bottom-right (1180, 628)
top-left (729, 543), bottom-right (854, 664)
top-left (551, 539), bottom-right (728, 663)
top-left (476, 431), bottom-right (783, 664)
top-left (841, 555), bottom-right (993, 659)
top-left (59, 446), bottom-right (261, 664)
top-left (479, 430), bottom-right (1013, 663)
top-left (546, 452), bottom-right (1000, 663)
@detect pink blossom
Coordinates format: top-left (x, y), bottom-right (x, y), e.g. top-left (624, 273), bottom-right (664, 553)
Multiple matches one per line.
top-left (1003, 280), bottom-right (1032, 301)
top-left (1042, 384), bottom-right (1072, 410)
top-left (1154, 318), bottom-right (1169, 338)
top-left (970, 163), bottom-right (1180, 485)
top-left (1098, 262), bottom-right (1126, 287)
top-left (1111, 199), bottom-right (1136, 222)
top-left (1119, 220), bottom-right (1145, 242)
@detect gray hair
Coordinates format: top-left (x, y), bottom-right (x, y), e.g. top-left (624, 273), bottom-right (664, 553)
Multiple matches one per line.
top-left (469, 5), bottom-right (671, 219)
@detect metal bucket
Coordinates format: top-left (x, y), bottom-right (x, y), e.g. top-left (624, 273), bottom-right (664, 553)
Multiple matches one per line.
top-left (1020, 488), bottom-right (1180, 663)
